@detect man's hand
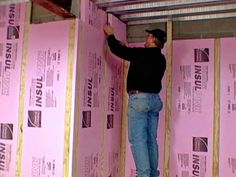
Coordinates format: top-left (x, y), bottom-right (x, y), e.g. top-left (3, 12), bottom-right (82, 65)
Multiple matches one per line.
top-left (103, 24), bottom-right (114, 36)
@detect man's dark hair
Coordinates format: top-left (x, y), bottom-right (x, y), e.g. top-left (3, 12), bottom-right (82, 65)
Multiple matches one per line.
top-left (146, 29), bottom-right (167, 48)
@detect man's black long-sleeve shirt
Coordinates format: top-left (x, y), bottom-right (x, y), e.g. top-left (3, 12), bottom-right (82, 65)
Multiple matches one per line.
top-left (107, 35), bottom-right (166, 94)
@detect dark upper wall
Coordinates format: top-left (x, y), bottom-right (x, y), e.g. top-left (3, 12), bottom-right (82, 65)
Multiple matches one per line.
top-left (31, 3), bottom-right (63, 23)
top-left (127, 18), bottom-right (236, 43)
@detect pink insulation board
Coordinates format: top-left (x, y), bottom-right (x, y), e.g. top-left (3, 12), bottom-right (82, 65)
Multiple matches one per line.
top-left (125, 42), bottom-right (167, 177)
top-left (219, 37), bottom-right (236, 177)
top-left (0, 3), bottom-right (26, 177)
top-left (80, 0), bottom-right (106, 29)
top-left (77, 8), bottom-right (108, 177)
top-left (21, 20), bottom-right (73, 177)
top-left (170, 39), bottom-right (214, 177)
top-left (102, 14), bottom-right (126, 177)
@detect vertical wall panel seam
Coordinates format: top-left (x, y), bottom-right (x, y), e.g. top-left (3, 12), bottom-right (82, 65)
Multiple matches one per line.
top-left (213, 38), bottom-right (220, 177)
top-left (16, 3), bottom-right (31, 177)
top-left (164, 19), bottom-right (173, 177)
top-left (120, 61), bottom-right (129, 177)
top-left (100, 26), bottom-right (109, 177)
top-left (72, 20), bottom-right (85, 177)
top-left (63, 19), bottom-right (76, 177)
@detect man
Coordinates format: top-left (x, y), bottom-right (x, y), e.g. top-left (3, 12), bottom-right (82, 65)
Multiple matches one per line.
top-left (104, 24), bottom-right (167, 177)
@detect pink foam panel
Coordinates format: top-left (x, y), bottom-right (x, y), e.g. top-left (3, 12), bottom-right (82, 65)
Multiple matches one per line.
top-left (77, 10), bottom-right (107, 177)
top-left (80, 0), bottom-right (105, 31)
top-left (21, 20), bottom-right (72, 177)
top-left (219, 37), bottom-right (236, 177)
top-left (0, 3), bottom-right (26, 177)
top-left (170, 39), bottom-right (214, 177)
top-left (102, 14), bottom-right (126, 177)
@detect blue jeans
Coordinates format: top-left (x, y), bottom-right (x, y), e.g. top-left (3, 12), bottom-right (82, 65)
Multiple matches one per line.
top-left (128, 93), bottom-right (163, 177)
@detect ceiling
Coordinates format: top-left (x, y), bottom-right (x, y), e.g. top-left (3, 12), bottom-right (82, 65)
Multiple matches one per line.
top-left (93, 0), bottom-right (236, 26)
